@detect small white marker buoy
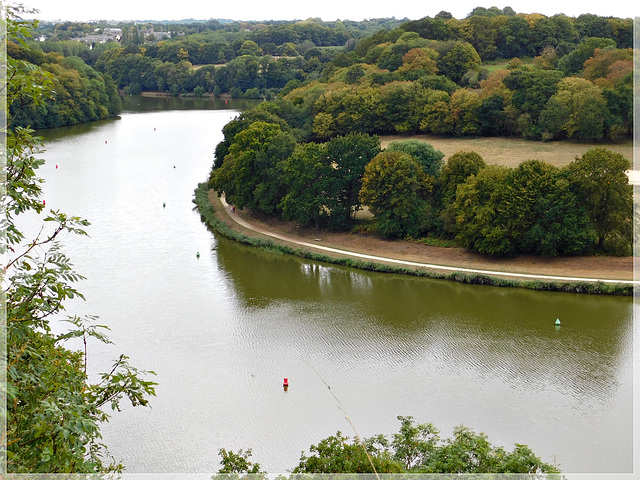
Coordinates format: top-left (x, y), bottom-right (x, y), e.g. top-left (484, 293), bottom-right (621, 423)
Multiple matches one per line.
top-left (555, 318), bottom-right (561, 325)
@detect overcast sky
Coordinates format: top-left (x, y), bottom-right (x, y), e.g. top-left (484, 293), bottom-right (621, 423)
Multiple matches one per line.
top-left (24, 0), bottom-right (637, 23)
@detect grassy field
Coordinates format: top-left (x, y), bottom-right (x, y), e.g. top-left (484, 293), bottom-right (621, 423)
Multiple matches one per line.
top-left (481, 60), bottom-right (534, 73)
top-left (380, 134), bottom-right (634, 169)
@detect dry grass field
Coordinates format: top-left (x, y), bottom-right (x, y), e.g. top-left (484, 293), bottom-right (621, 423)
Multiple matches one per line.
top-left (380, 134), bottom-right (634, 168)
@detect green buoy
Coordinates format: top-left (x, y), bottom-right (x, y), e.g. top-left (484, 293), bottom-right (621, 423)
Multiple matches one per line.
top-left (196, 251), bottom-right (200, 258)
top-left (555, 318), bottom-right (561, 325)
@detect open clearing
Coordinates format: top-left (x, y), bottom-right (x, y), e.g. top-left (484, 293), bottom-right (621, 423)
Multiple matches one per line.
top-left (380, 134), bottom-right (634, 168)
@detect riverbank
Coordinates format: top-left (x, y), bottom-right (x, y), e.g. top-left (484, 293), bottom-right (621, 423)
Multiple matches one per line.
top-left (194, 183), bottom-right (635, 295)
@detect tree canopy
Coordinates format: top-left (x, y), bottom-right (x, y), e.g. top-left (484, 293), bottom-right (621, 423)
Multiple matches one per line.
top-left (217, 416), bottom-right (561, 474)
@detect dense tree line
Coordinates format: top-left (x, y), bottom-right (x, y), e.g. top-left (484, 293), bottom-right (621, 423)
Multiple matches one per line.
top-left (31, 18), bottom-right (369, 99)
top-left (35, 17), bottom-right (404, 46)
top-left (27, 9), bottom-right (631, 130)
top-left (216, 416), bottom-right (560, 474)
top-left (17, 8), bottom-right (632, 138)
top-left (400, 10), bottom-right (633, 60)
top-left (7, 39), bottom-right (121, 129)
top-left (91, 43), bottom-right (327, 98)
top-left (210, 111), bottom-right (632, 256)
top-left (288, 33), bottom-right (632, 142)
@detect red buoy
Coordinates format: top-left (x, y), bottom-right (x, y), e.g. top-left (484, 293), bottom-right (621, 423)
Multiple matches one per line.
top-left (43, 200), bottom-right (46, 206)
top-left (283, 377), bottom-right (289, 387)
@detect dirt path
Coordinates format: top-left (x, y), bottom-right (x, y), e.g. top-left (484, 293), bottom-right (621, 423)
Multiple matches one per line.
top-left (210, 192), bottom-right (635, 285)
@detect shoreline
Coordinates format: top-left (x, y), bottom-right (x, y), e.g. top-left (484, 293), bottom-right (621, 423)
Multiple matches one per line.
top-left (194, 183), bottom-right (635, 295)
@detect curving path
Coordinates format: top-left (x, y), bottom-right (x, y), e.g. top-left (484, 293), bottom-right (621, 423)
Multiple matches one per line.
top-left (219, 197), bottom-right (637, 285)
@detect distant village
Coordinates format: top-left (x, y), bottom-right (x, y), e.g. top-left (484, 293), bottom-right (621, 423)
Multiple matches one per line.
top-left (36, 24), bottom-right (174, 47)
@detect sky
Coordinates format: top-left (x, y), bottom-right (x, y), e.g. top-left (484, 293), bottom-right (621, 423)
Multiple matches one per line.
top-left (24, 0), bottom-right (638, 23)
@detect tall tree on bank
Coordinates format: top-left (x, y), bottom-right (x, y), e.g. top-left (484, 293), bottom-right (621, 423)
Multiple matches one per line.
top-left (279, 142), bottom-right (333, 228)
top-left (567, 148), bottom-right (632, 253)
top-left (324, 132), bottom-right (381, 229)
top-left (359, 151), bottom-right (435, 238)
top-left (210, 121), bottom-right (296, 215)
top-left (2, 6), bottom-right (156, 472)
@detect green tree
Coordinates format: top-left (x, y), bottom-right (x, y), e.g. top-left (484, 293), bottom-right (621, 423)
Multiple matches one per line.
top-left (359, 151), bottom-right (435, 238)
top-left (3, 6), bottom-right (156, 472)
top-left (280, 142), bottom-right (332, 228)
top-left (217, 448), bottom-right (265, 474)
top-left (496, 15), bottom-right (533, 58)
top-left (453, 165), bottom-right (513, 256)
top-left (324, 132), bottom-right (381, 229)
top-left (288, 417), bottom-right (559, 474)
top-left (210, 121), bottom-right (296, 214)
top-left (378, 81), bottom-right (429, 133)
top-left (344, 63), bottom-right (366, 84)
top-left (503, 67), bottom-right (564, 138)
top-left (477, 93), bottom-right (507, 136)
top-left (447, 89), bottom-right (482, 135)
top-left (502, 161), bottom-right (595, 256)
top-left (312, 111), bottom-right (334, 140)
top-left (557, 37), bottom-right (617, 75)
top-left (438, 41), bottom-right (481, 84)
top-left (237, 40), bottom-right (263, 56)
top-left (567, 148), bottom-right (632, 253)
top-left (420, 89), bottom-right (453, 135)
top-left (386, 139), bottom-right (444, 177)
top-left (391, 415), bottom-right (440, 470)
top-left (542, 77), bottom-right (609, 141)
top-left (292, 432), bottom-right (404, 473)
top-left (438, 151), bottom-right (487, 207)
top-left (531, 14), bottom-right (578, 54)
top-left (8, 45), bottom-right (121, 129)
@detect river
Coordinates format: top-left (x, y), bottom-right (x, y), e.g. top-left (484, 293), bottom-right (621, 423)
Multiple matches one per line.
top-left (32, 96), bottom-right (634, 476)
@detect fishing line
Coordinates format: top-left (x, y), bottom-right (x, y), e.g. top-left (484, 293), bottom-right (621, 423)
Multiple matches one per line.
top-left (299, 357), bottom-right (381, 480)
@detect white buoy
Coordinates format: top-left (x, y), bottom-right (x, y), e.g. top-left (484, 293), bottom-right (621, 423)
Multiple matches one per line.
top-left (555, 318), bottom-right (561, 325)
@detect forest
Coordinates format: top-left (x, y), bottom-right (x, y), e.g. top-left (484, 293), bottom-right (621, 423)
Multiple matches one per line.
top-left (12, 8), bottom-right (633, 142)
top-left (9, 7), bottom-right (634, 256)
